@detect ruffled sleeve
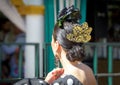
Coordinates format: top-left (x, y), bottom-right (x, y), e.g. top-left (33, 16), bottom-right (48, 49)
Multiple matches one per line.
top-left (14, 75), bottom-right (82, 85)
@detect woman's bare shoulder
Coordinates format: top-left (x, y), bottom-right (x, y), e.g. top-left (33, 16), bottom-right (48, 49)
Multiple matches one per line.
top-left (80, 63), bottom-right (97, 85)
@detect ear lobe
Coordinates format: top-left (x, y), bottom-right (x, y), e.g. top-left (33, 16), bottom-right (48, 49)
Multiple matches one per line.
top-left (55, 41), bottom-right (61, 52)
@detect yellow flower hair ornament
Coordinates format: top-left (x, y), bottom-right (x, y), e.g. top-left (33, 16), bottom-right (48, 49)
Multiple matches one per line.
top-left (66, 22), bottom-right (92, 43)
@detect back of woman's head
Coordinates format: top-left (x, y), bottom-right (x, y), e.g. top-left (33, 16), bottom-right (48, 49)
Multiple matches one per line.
top-left (53, 5), bottom-right (92, 62)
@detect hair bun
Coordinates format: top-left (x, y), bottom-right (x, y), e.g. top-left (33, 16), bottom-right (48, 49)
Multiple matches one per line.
top-left (66, 45), bottom-right (85, 62)
top-left (57, 5), bottom-right (81, 28)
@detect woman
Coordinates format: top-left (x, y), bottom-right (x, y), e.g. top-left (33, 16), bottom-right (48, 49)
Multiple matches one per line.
top-left (45, 6), bottom-right (97, 85)
top-left (14, 5), bottom-right (96, 85)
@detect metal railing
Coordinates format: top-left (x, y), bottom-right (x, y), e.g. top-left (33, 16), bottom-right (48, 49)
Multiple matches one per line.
top-left (0, 42), bottom-right (120, 85)
top-left (89, 43), bottom-right (120, 85)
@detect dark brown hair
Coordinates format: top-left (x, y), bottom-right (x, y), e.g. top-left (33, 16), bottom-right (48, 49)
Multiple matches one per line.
top-left (52, 6), bottom-right (86, 62)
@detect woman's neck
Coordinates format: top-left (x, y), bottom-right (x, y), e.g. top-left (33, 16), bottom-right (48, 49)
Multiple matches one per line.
top-left (59, 50), bottom-right (81, 74)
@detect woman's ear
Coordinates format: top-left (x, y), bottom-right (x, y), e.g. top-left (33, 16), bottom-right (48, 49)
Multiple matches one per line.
top-left (55, 41), bottom-right (61, 55)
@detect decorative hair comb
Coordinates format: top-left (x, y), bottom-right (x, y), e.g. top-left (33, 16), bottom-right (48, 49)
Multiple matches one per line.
top-left (66, 22), bottom-right (92, 43)
top-left (57, 5), bottom-right (81, 28)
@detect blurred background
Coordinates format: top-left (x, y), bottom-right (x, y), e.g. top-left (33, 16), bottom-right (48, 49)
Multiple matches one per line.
top-left (0, 0), bottom-right (120, 85)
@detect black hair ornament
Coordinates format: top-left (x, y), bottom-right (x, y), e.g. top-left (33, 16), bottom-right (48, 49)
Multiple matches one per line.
top-left (57, 5), bottom-right (81, 28)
